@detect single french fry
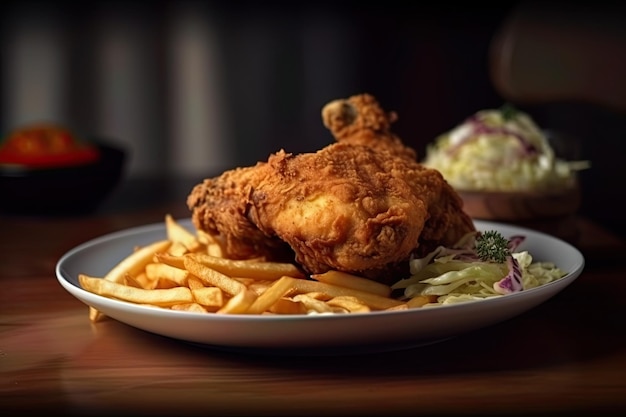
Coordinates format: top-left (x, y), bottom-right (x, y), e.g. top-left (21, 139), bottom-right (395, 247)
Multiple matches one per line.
top-left (171, 303), bottom-right (208, 313)
top-left (247, 280), bottom-right (273, 296)
top-left (291, 279), bottom-right (403, 310)
top-left (326, 295), bottom-right (371, 313)
top-left (292, 293), bottom-right (334, 314)
top-left (191, 286), bottom-right (224, 309)
top-left (154, 252), bottom-right (186, 270)
top-left (188, 253), bottom-right (305, 280)
top-left (165, 214), bottom-right (201, 252)
top-left (104, 239), bottom-right (171, 284)
top-left (154, 278), bottom-right (180, 289)
top-left (311, 270), bottom-right (392, 298)
top-left (240, 256), bottom-right (267, 263)
top-left (183, 256), bottom-right (245, 296)
top-left (269, 297), bottom-right (307, 314)
top-left (196, 228), bottom-right (218, 245)
top-left (145, 263), bottom-right (189, 286)
top-left (196, 229), bottom-right (225, 257)
top-left (385, 303), bottom-right (409, 311)
top-left (79, 274), bottom-right (193, 306)
top-left (167, 241), bottom-right (189, 256)
top-left (217, 288), bottom-right (257, 314)
top-left (207, 243), bottom-right (224, 257)
top-left (134, 272), bottom-right (158, 290)
top-left (300, 291), bottom-right (331, 301)
top-left (246, 276), bottom-right (296, 314)
top-left (187, 276), bottom-right (205, 290)
top-left (407, 294), bottom-right (438, 308)
top-left (124, 272), bottom-right (144, 288)
top-left (233, 277), bottom-right (257, 287)
top-left (88, 306), bottom-right (105, 322)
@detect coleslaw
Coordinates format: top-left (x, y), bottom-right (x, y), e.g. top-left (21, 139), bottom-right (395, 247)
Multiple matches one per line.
top-left (422, 105), bottom-right (590, 192)
top-left (391, 230), bottom-right (566, 306)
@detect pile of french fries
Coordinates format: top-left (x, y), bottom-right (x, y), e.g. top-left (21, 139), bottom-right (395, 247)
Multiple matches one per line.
top-left (80, 215), bottom-right (435, 321)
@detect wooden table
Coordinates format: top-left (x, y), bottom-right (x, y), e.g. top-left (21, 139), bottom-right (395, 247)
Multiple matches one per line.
top-left (2, 183), bottom-right (626, 416)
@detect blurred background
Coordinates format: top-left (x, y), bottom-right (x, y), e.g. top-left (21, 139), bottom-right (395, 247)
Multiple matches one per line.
top-left (2, 0), bottom-right (625, 238)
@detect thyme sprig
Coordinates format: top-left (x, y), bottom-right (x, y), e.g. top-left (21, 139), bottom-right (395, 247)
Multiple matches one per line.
top-left (476, 230), bottom-right (511, 263)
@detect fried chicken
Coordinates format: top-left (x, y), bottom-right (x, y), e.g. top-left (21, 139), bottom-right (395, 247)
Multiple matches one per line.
top-left (187, 94), bottom-right (475, 283)
top-left (321, 93), bottom-right (417, 161)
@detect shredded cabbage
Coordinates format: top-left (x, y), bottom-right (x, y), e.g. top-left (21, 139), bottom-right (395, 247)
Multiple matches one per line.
top-left (391, 232), bottom-right (567, 306)
top-left (422, 108), bottom-right (590, 192)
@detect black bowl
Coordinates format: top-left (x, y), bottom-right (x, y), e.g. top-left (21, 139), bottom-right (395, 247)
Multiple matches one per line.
top-left (0, 140), bottom-right (126, 215)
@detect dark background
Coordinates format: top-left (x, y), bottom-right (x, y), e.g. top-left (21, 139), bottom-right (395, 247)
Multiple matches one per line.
top-left (2, 1), bottom-right (625, 238)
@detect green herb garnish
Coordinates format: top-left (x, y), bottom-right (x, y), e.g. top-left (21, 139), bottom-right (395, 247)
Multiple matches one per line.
top-left (476, 230), bottom-right (511, 263)
top-left (500, 103), bottom-right (518, 121)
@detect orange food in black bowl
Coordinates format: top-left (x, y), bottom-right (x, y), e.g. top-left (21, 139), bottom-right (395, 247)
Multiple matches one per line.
top-left (0, 124), bottom-right (126, 215)
top-left (0, 124), bottom-right (101, 168)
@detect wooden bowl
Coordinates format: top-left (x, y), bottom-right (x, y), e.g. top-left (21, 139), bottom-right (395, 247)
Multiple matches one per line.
top-left (458, 184), bottom-right (582, 243)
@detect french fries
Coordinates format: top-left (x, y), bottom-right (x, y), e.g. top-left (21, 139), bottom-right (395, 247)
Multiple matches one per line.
top-left (188, 253), bottom-right (305, 281)
top-left (104, 239), bottom-right (172, 284)
top-left (79, 215), bottom-right (430, 320)
top-left (79, 274), bottom-right (193, 306)
top-left (311, 270), bottom-right (392, 298)
top-left (183, 256), bottom-right (246, 296)
top-left (246, 276), bottom-right (296, 314)
top-left (165, 213), bottom-right (201, 252)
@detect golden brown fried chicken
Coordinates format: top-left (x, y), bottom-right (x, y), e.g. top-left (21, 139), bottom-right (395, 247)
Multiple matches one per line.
top-left (187, 94), bottom-right (475, 283)
top-left (186, 163), bottom-right (293, 262)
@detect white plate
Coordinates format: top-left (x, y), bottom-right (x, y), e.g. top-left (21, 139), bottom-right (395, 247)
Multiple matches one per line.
top-left (56, 219), bottom-right (584, 355)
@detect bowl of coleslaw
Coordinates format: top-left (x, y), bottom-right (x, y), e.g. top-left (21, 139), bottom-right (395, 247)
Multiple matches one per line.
top-left (422, 105), bottom-right (590, 239)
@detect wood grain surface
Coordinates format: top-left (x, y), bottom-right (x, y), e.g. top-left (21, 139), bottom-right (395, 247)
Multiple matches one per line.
top-left (2, 202), bottom-right (625, 416)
